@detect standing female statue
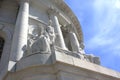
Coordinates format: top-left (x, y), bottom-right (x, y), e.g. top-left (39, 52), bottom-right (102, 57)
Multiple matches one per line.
top-left (46, 20), bottom-right (55, 45)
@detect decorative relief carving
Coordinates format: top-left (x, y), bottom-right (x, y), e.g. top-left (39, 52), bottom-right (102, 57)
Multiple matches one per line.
top-left (46, 20), bottom-right (56, 45)
top-left (86, 54), bottom-right (100, 65)
top-left (27, 20), bottom-right (55, 54)
top-left (27, 24), bottom-right (40, 54)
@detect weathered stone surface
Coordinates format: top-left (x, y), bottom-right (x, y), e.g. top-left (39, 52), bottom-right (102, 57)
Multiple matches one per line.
top-left (0, 0), bottom-right (120, 80)
top-left (3, 52), bottom-right (120, 80)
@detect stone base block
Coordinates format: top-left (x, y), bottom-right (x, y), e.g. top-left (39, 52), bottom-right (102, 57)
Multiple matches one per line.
top-left (2, 51), bottom-right (120, 80)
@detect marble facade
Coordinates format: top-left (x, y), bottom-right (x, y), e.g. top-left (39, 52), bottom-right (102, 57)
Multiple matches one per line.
top-left (0, 0), bottom-right (120, 80)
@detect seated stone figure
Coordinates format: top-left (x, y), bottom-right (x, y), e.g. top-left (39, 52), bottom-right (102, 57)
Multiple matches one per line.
top-left (27, 24), bottom-right (41, 55)
top-left (33, 33), bottom-right (50, 53)
top-left (31, 26), bottom-right (51, 54)
top-left (29, 21), bottom-right (55, 54)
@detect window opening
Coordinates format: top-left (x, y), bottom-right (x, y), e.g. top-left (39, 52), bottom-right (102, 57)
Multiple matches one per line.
top-left (0, 37), bottom-right (4, 59)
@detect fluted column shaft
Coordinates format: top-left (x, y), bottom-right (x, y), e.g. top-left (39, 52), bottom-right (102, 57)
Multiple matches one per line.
top-left (10, 0), bottom-right (29, 61)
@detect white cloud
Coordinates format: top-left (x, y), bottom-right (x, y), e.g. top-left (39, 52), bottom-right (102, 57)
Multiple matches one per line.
top-left (85, 0), bottom-right (120, 56)
top-left (115, 0), bottom-right (120, 9)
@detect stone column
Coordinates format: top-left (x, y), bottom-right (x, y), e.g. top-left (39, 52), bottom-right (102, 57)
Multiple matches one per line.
top-left (48, 10), bottom-right (67, 50)
top-left (10, 0), bottom-right (29, 61)
top-left (69, 32), bottom-right (80, 53)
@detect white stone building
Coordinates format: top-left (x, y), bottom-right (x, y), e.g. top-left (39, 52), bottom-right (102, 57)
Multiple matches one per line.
top-left (0, 0), bottom-right (120, 80)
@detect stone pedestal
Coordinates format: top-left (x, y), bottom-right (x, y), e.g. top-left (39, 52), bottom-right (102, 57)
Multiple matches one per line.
top-left (0, 0), bottom-right (120, 80)
top-left (3, 51), bottom-right (120, 80)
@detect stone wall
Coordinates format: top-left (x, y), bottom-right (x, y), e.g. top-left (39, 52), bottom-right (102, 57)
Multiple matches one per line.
top-left (0, 0), bottom-right (120, 80)
top-left (3, 52), bottom-right (120, 80)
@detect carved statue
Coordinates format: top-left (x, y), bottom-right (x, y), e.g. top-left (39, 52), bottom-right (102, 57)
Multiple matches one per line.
top-left (85, 54), bottom-right (100, 65)
top-left (27, 20), bottom-right (55, 54)
top-left (78, 47), bottom-right (85, 54)
top-left (30, 24), bottom-right (50, 53)
top-left (27, 24), bottom-right (41, 55)
top-left (46, 20), bottom-right (55, 45)
top-left (31, 30), bottom-right (51, 53)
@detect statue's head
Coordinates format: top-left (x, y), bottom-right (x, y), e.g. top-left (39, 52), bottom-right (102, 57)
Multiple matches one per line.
top-left (46, 26), bottom-right (53, 34)
top-left (48, 20), bottom-right (52, 26)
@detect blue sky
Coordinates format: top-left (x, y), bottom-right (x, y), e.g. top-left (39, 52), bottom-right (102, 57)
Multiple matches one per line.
top-left (65, 0), bottom-right (120, 72)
